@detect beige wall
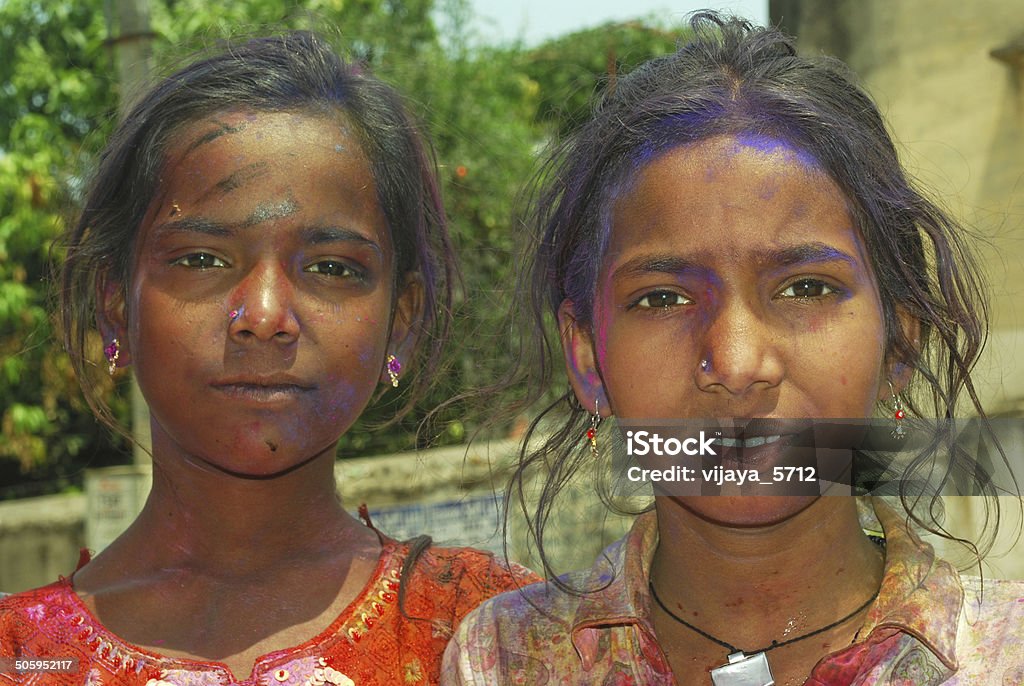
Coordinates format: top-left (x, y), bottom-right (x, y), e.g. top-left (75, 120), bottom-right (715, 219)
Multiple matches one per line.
top-left (771, 0), bottom-right (1024, 575)
top-left (772, 0), bottom-right (1024, 412)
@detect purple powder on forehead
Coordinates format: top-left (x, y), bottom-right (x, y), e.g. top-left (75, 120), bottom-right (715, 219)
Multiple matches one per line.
top-left (633, 110), bottom-right (720, 167)
top-left (733, 131), bottom-right (821, 170)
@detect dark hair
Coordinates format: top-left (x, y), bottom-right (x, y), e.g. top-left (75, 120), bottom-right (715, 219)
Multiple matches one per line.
top-left (59, 31), bottom-right (455, 436)
top-left (508, 12), bottom-right (1009, 581)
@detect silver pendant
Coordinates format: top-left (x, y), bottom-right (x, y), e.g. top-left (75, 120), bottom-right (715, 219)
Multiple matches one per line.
top-left (710, 651), bottom-right (775, 686)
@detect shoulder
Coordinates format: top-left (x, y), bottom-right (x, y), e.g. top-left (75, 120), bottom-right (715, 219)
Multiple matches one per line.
top-left (408, 544), bottom-right (539, 610)
top-left (0, 580), bottom-right (73, 632)
top-left (442, 524), bottom-right (651, 685)
top-left (452, 576), bottom-right (578, 646)
top-left (441, 580), bottom-right (575, 686)
top-left (452, 525), bottom-right (634, 637)
top-left (413, 544), bottom-right (538, 593)
top-left (396, 542), bottom-right (539, 637)
top-left (949, 575), bottom-right (1024, 683)
top-left (956, 574), bottom-right (1024, 636)
top-left (442, 558), bottom-right (617, 685)
top-left (0, 581), bottom-right (100, 682)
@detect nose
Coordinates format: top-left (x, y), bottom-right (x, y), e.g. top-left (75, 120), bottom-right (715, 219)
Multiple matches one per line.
top-left (696, 296), bottom-right (783, 396)
top-left (228, 261), bottom-right (300, 345)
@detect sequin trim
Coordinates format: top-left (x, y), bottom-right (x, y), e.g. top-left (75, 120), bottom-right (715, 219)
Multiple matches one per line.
top-left (344, 568), bottom-right (400, 644)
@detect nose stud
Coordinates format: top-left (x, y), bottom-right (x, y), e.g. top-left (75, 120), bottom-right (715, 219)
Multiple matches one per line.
top-left (228, 305), bottom-right (244, 322)
top-left (700, 358), bottom-right (710, 371)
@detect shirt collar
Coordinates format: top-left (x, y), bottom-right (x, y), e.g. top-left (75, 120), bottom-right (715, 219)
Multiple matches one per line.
top-left (570, 510), bottom-right (660, 669)
top-left (567, 499), bottom-right (962, 672)
top-left (858, 499), bottom-right (962, 670)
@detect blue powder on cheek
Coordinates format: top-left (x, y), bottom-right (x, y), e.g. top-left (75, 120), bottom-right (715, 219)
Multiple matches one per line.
top-left (313, 384), bottom-right (360, 425)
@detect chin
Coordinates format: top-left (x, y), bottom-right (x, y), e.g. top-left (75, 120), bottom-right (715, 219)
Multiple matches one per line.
top-left (180, 432), bottom-right (333, 480)
top-left (194, 451), bottom-right (324, 480)
top-left (676, 495), bottom-right (820, 528)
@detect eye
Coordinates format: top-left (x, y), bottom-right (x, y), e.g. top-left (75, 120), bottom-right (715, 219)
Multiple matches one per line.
top-left (778, 279), bottom-right (836, 298)
top-left (172, 253), bottom-right (227, 269)
top-left (304, 260), bottom-right (358, 278)
top-left (633, 290), bottom-right (692, 309)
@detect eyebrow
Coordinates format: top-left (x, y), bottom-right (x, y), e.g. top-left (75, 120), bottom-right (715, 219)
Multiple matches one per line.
top-left (613, 254), bottom-right (708, 281)
top-left (151, 218), bottom-right (382, 255)
top-left (152, 217), bottom-right (233, 238)
top-left (613, 242), bottom-right (858, 279)
top-left (302, 226), bottom-right (383, 255)
top-left (752, 243), bottom-right (858, 270)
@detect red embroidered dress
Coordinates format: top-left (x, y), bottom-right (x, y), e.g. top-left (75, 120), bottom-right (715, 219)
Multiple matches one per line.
top-left (0, 540), bottom-right (536, 686)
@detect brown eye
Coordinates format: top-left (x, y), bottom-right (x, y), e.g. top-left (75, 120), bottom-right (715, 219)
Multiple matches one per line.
top-left (172, 253), bottom-right (227, 269)
top-left (636, 291), bottom-right (690, 309)
top-left (304, 260), bottom-right (357, 278)
top-left (780, 279), bottom-right (834, 298)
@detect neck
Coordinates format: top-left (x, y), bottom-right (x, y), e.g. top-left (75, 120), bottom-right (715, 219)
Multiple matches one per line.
top-left (649, 497), bottom-right (884, 655)
top-left (108, 426), bottom-right (374, 577)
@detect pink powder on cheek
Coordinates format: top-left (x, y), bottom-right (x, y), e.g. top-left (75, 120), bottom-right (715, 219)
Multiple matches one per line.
top-left (315, 392), bottom-right (355, 424)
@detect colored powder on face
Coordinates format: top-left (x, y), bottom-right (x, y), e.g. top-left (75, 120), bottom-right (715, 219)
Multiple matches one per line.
top-left (733, 132), bottom-right (821, 170)
top-left (242, 198), bottom-right (299, 227)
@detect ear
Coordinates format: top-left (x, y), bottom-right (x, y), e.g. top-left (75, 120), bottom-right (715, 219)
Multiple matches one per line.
top-left (382, 273), bottom-right (423, 385)
top-left (96, 271), bottom-right (132, 370)
top-left (557, 299), bottom-right (608, 417)
top-left (879, 306), bottom-right (921, 399)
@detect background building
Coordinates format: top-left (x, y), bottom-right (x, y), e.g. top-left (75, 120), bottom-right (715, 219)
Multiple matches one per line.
top-left (772, 0), bottom-right (1024, 577)
top-left (771, 0), bottom-right (1024, 413)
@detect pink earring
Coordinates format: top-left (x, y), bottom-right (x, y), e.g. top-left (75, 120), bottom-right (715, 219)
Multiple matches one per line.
top-left (104, 338), bottom-right (120, 376)
top-left (386, 354), bottom-right (401, 388)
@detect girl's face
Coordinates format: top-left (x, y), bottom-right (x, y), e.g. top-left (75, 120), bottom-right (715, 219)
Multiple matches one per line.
top-left (562, 135), bottom-right (899, 524)
top-left (104, 110), bottom-right (411, 476)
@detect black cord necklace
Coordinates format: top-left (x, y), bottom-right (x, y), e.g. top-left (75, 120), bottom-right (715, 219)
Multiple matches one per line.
top-left (649, 581), bottom-right (880, 686)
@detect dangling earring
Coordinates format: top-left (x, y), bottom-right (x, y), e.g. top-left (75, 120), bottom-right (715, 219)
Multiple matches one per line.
top-left (104, 338), bottom-right (120, 376)
top-left (586, 398), bottom-right (601, 459)
top-left (888, 380), bottom-right (906, 439)
top-left (386, 354), bottom-right (401, 388)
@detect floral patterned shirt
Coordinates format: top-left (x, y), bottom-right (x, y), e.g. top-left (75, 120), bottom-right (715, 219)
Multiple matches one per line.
top-left (0, 539), bottom-right (537, 686)
top-left (442, 500), bottom-right (1024, 685)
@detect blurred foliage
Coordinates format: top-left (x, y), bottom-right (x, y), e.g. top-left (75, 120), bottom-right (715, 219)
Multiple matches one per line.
top-left (524, 20), bottom-right (679, 136)
top-left (0, 0), bottom-right (681, 497)
top-left (0, 0), bottom-right (127, 497)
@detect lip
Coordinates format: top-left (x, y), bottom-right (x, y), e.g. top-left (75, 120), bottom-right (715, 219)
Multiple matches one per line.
top-left (697, 418), bottom-right (816, 471)
top-left (714, 434), bottom-right (785, 448)
top-left (210, 375), bottom-right (316, 403)
top-left (712, 433), bottom-right (801, 470)
top-left (708, 418), bottom-right (814, 440)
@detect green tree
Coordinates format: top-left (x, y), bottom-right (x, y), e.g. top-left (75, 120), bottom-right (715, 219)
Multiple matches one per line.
top-left (0, 0), bottom-right (126, 496)
top-left (524, 20), bottom-right (682, 136)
